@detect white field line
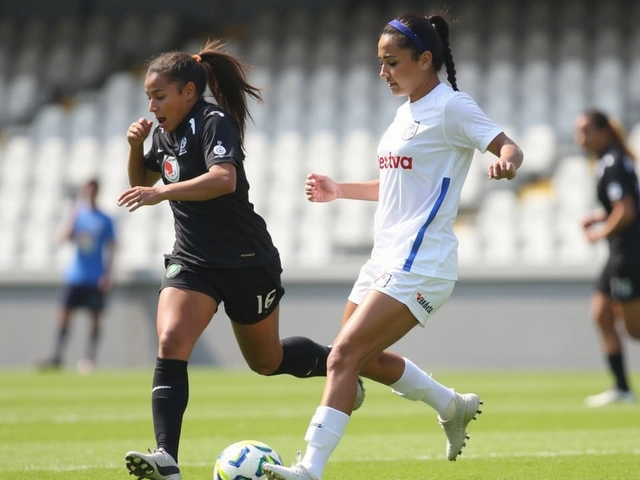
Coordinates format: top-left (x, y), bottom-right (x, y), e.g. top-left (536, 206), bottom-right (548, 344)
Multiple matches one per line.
top-left (18, 449), bottom-right (640, 472)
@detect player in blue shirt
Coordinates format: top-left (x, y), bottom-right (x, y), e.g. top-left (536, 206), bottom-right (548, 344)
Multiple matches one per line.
top-left (38, 179), bottom-right (116, 373)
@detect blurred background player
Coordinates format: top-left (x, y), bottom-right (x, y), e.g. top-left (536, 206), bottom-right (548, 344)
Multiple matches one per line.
top-left (118, 41), bottom-right (363, 480)
top-left (264, 12), bottom-right (523, 480)
top-left (37, 179), bottom-right (116, 374)
top-left (575, 109), bottom-right (640, 407)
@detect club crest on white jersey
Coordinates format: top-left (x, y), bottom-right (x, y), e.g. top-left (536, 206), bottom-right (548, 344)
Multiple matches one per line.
top-left (402, 120), bottom-right (420, 140)
top-left (163, 155), bottom-right (180, 182)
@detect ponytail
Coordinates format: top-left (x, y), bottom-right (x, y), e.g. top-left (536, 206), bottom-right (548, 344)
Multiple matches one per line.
top-left (146, 40), bottom-right (262, 152)
top-left (197, 40), bottom-right (262, 150)
top-left (428, 15), bottom-right (458, 91)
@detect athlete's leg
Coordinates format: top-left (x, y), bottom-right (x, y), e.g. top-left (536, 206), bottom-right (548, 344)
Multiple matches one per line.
top-left (593, 291), bottom-right (623, 354)
top-left (585, 291), bottom-right (634, 406)
top-left (232, 305), bottom-right (332, 378)
top-left (47, 306), bottom-right (73, 366)
top-left (620, 298), bottom-right (640, 340)
top-left (152, 287), bottom-right (217, 462)
top-left (338, 301), bottom-right (408, 385)
top-left (76, 309), bottom-right (101, 374)
top-left (324, 291), bottom-right (421, 413)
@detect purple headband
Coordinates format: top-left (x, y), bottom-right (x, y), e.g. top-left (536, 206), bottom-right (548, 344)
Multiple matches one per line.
top-left (388, 19), bottom-right (426, 52)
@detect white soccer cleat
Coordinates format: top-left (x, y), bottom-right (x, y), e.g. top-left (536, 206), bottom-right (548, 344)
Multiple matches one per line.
top-left (353, 377), bottom-right (366, 411)
top-left (438, 392), bottom-right (482, 461)
top-left (584, 388), bottom-right (637, 407)
top-left (263, 462), bottom-right (319, 480)
top-left (125, 448), bottom-right (182, 480)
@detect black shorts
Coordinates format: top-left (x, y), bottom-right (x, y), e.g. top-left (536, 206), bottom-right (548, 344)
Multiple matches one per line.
top-left (160, 255), bottom-right (285, 325)
top-left (595, 256), bottom-right (640, 301)
top-left (62, 285), bottom-right (105, 312)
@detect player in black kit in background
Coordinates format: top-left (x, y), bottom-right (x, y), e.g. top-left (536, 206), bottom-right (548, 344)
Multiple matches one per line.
top-left (118, 40), bottom-right (364, 480)
top-left (575, 109), bottom-right (640, 407)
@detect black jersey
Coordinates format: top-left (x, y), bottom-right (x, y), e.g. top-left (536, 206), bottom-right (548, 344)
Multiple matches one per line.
top-left (595, 147), bottom-right (640, 258)
top-left (143, 99), bottom-right (279, 268)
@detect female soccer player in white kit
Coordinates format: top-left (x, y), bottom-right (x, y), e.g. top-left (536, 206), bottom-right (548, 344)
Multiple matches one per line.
top-left (264, 13), bottom-right (524, 480)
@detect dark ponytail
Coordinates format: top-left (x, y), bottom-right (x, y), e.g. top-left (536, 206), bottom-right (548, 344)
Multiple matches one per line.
top-left (146, 39), bottom-right (262, 151)
top-left (428, 15), bottom-right (458, 91)
top-left (383, 13), bottom-right (459, 91)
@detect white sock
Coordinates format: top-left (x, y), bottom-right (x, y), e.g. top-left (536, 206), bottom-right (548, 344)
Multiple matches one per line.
top-left (390, 357), bottom-right (455, 416)
top-left (300, 406), bottom-right (350, 479)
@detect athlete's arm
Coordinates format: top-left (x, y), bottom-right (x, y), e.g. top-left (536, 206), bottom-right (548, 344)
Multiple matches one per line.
top-left (117, 163), bottom-right (236, 212)
top-left (585, 196), bottom-right (637, 242)
top-left (581, 210), bottom-right (608, 229)
top-left (59, 209), bottom-right (77, 243)
top-left (157, 163), bottom-right (236, 201)
top-left (486, 132), bottom-right (523, 180)
top-left (306, 173), bottom-right (379, 202)
top-left (99, 239), bottom-right (116, 292)
top-left (126, 118), bottom-right (162, 187)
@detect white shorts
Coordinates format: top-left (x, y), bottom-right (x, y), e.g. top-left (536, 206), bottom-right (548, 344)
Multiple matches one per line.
top-left (347, 260), bottom-right (456, 327)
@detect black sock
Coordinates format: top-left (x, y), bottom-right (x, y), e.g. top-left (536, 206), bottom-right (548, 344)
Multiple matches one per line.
top-left (268, 336), bottom-right (330, 378)
top-left (52, 325), bottom-right (69, 362)
top-left (86, 327), bottom-right (100, 361)
top-left (607, 352), bottom-right (630, 391)
top-left (152, 358), bottom-right (189, 463)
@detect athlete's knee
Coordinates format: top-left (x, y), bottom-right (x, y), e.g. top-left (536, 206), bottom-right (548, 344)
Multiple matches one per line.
top-left (327, 341), bottom-right (363, 374)
top-left (624, 321), bottom-right (640, 340)
top-left (157, 329), bottom-right (188, 358)
top-left (592, 311), bottom-right (615, 331)
top-left (246, 356), bottom-right (280, 376)
top-left (360, 351), bottom-right (385, 377)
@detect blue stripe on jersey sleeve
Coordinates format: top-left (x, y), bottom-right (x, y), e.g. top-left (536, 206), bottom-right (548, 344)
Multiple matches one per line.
top-left (403, 177), bottom-right (451, 272)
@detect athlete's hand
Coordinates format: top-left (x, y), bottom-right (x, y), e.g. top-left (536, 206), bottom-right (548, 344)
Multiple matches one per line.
top-left (98, 274), bottom-right (112, 292)
top-left (581, 215), bottom-right (597, 230)
top-left (305, 173), bottom-right (338, 202)
top-left (488, 160), bottom-right (517, 180)
top-left (584, 227), bottom-right (602, 244)
top-left (117, 185), bottom-right (165, 212)
top-left (127, 118), bottom-right (153, 147)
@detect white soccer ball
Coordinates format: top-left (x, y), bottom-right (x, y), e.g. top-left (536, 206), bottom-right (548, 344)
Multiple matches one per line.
top-left (213, 440), bottom-right (283, 480)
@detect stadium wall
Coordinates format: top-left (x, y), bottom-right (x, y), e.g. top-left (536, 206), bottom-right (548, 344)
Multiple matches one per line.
top-left (2, 272), bottom-right (639, 372)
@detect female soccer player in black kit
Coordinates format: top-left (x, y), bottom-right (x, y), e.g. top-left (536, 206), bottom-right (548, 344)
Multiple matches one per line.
top-left (118, 41), bottom-right (364, 480)
top-left (575, 109), bottom-right (640, 407)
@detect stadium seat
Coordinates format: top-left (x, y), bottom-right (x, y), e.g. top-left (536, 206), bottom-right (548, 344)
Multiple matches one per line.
top-left (554, 58), bottom-right (587, 140)
top-left (29, 104), bottom-right (68, 145)
top-left (244, 131), bottom-right (271, 209)
top-left (455, 223), bottom-right (481, 266)
top-left (460, 155), bottom-right (484, 210)
top-left (44, 42), bottom-right (75, 96)
top-left (66, 136), bottom-right (101, 187)
top-left (20, 219), bottom-right (55, 271)
top-left (0, 225), bottom-right (20, 269)
top-left (297, 201), bottom-right (333, 266)
top-left (305, 130), bottom-right (339, 178)
top-left (340, 129), bottom-right (377, 181)
top-left (518, 124), bottom-right (557, 178)
top-left (5, 73), bottom-right (41, 124)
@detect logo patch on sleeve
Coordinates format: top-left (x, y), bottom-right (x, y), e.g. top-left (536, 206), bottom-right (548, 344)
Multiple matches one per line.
top-left (213, 141), bottom-right (227, 156)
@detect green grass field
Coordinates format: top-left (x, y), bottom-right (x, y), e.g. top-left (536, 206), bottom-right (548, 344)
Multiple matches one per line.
top-left (1, 369), bottom-right (639, 480)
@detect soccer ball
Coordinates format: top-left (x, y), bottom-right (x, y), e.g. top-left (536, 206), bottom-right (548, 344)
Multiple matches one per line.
top-left (213, 440), bottom-right (283, 480)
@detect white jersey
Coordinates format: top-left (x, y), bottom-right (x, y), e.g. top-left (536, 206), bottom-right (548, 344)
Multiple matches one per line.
top-left (372, 83), bottom-right (502, 280)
